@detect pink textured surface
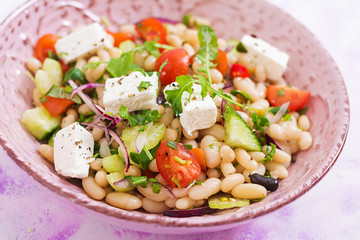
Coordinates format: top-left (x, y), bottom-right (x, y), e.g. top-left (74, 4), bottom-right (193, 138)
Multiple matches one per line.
top-left (0, 0), bottom-right (358, 239)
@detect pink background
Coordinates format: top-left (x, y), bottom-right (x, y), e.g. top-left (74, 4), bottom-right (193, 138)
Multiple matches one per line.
top-left (1, 0), bottom-right (359, 239)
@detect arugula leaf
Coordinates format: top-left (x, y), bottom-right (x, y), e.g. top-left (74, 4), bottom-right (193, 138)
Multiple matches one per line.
top-left (143, 40), bottom-right (160, 58)
top-left (261, 143), bottom-right (276, 164)
top-left (107, 52), bottom-right (133, 77)
top-left (236, 41), bottom-right (248, 53)
top-left (78, 112), bottom-right (95, 123)
top-left (297, 107), bottom-right (308, 115)
top-left (251, 113), bottom-right (270, 134)
top-left (230, 90), bottom-right (252, 101)
top-left (129, 142), bottom-right (160, 169)
top-left (118, 106), bottom-right (162, 127)
top-left (166, 140), bottom-right (178, 150)
top-left (82, 61), bottom-right (107, 72)
top-left (165, 75), bottom-right (208, 116)
top-left (195, 25), bottom-right (218, 82)
top-left (41, 85), bottom-right (81, 104)
top-left (63, 67), bottom-right (86, 85)
top-left (138, 81), bottom-right (152, 91)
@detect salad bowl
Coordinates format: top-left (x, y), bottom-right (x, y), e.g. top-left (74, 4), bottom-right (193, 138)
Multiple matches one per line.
top-left (0, 0), bottom-right (349, 234)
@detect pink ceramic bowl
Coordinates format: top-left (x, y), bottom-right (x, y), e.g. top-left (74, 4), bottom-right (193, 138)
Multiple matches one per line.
top-left (0, 0), bottom-right (349, 234)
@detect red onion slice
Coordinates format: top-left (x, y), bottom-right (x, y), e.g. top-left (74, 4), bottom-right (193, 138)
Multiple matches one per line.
top-left (265, 134), bottom-right (283, 151)
top-left (68, 80), bottom-right (101, 115)
top-left (70, 82), bottom-right (104, 99)
top-left (156, 17), bottom-right (179, 25)
top-left (163, 206), bottom-right (215, 217)
top-left (269, 101), bottom-right (290, 124)
top-left (114, 178), bottom-right (135, 188)
top-left (135, 131), bottom-right (147, 154)
top-left (108, 129), bottom-right (130, 172)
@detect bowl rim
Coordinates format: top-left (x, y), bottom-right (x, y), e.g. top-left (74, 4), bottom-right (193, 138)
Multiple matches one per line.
top-left (0, 0), bottom-right (350, 229)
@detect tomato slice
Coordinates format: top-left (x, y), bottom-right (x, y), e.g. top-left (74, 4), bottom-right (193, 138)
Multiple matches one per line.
top-left (213, 49), bottom-right (228, 76)
top-left (136, 18), bottom-right (167, 44)
top-left (154, 48), bottom-right (189, 86)
top-left (230, 63), bottom-right (250, 79)
top-left (35, 34), bottom-right (58, 62)
top-left (42, 96), bottom-right (74, 117)
top-left (190, 148), bottom-right (206, 171)
top-left (266, 85), bottom-right (311, 112)
top-left (156, 141), bottom-right (201, 188)
top-left (106, 29), bottom-right (134, 47)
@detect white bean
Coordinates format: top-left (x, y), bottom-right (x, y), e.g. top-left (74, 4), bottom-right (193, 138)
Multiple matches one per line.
top-left (142, 198), bottom-right (169, 213)
top-left (106, 192), bottom-right (142, 210)
top-left (221, 173), bottom-right (245, 193)
top-left (231, 183), bottom-right (267, 199)
top-left (188, 178), bottom-right (221, 200)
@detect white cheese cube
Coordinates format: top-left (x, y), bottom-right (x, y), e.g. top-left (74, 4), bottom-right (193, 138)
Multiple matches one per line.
top-left (103, 71), bottom-right (159, 113)
top-left (54, 122), bottom-right (94, 178)
top-left (164, 83), bottom-right (217, 134)
top-left (55, 23), bottom-right (114, 63)
top-left (241, 34), bottom-right (289, 81)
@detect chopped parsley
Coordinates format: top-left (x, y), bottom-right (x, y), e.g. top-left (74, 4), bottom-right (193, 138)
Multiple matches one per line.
top-left (236, 41), bottom-right (248, 53)
top-left (138, 81), bottom-right (152, 91)
top-left (278, 88), bottom-right (284, 96)
top-left (166, 140), bottom-right (178, 150)
top-left (118, 106), bottom-right (162, 127)
top-left (260, 143), bottom-right (276, 164)
top-left (251, 113), bottom-right (270, 134)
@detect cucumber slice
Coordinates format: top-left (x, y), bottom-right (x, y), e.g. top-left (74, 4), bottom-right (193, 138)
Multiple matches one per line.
top-left (35, 70), bottom-right (53, 95)
top-left (226, 39), bottom-right (240, 55)
top-left (21, 106), bottom-right (61, 140)
top-left (223, 105), bottom-right (261, 151)
top-left (121, 122), bottom-right (166, 153)
top-left (106, 171), bottom-right (135, 192)
top-left (208, 193), bottom-right (250, 209)
top-left (119, 40), bottom-right (135, 53)
top-left (102, 154), bottom-right (125, 173)
top-left (42, 58), bottom-right (63, 87)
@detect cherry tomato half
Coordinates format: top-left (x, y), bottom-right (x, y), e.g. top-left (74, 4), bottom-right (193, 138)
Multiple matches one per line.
top-left (35, 34), bottom-right (58, 62)
top-left (230, 63), bottom-right (250, 79)
top-left (213, 49), bottom-right (228, 76)
top-left (156, 141), bottom-right (201, 188)
top-left (136, 18), bottom-right (167, 44)
top-left (106, 29), bottom-right (134, 47)
top-left (155, 48), bottom-right (189, 86)
top-left (42, 96), bottom-right (74, 117)
top-left (266, 85), bottom-right (311, 112)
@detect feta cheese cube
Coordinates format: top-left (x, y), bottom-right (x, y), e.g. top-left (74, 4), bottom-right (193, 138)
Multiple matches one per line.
top-left (54, 122), bottom-right (94, 178)
top-left (55, 23), bottom-right (114, 63)
top-left (164, 83), bottom-right (217, 134)
top-left (103, 71), bottom-right (159, 113)
top-left (241, 34), bottom-right (289, 81)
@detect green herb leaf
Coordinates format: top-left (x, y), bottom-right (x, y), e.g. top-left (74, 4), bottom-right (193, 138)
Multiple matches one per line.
top-left (236, 41), bottom-right (248, 53)
top-left (297, 107), bottom-right (308, 115)
top-left (261, 143), bottom-right (276, 164)
top-left (251, 113), bottom-right (270, 134)
top-left (41, 85), bottom-right (81, 104)
top-left (278, 88), bottom-right (284, 96)
top-left (159, 59), bottom-right (168, 73)
top-left (107, 52), bottom-right (133, 77)
top-left (138, 81), bottom-right (152, 91)
top-left (215, 167), bottom-right (221, 174)
top-left (129, 142), bottom-right (161, 169)
top-left (281, 113), bottom-right (292, 121)
top-left (78, 112), bottom-right (95, 123)
top-left (118, 106), bottom-right (162, 127)
top-left (183, 144), bottom-right (193, 150)
top-left (151, 182), bottom-right (162, 194)
top-left (195, 181), bottom-right (205, 185)
top-left (82, 61), bottom-right (106, 72)
top-left (124, 176), bottom-right (148, 188)
top-left (63, 67), bottom-right (86, 85)
top-left (166, 140), bottom-right (178, 150)
top-left (47, 50), bottom-right (59, 61)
